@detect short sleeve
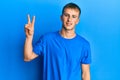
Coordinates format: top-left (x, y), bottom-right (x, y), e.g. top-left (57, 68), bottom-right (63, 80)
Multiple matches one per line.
top-left (33, 35), bottom-right (44, 55)
top-left (81, 42), bottom-right (91, 64)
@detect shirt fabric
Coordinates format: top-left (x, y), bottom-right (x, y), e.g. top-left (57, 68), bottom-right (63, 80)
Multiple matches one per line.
top-left (33, 31), bottom-right (91, 80)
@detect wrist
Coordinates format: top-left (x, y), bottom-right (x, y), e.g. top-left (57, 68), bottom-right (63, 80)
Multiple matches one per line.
top-left (26, 36), bottom-right (33, 41)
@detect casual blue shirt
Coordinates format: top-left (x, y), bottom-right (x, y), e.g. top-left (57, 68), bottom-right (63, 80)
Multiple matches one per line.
top-left (33, 31), bottom-right (91, 80)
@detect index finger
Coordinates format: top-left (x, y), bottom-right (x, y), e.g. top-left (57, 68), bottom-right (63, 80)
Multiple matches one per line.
top-left (27, 14), bottom-right (31, 24)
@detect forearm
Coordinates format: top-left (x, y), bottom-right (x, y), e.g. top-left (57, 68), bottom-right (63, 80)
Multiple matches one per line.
top-left (82, 71), bottom-right (90, 80)
top-left (24, 37), bottom-right (33, 61)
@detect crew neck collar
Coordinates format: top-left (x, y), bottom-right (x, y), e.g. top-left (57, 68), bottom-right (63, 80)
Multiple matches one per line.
top-left (57, 31), bottom-right (77, 40)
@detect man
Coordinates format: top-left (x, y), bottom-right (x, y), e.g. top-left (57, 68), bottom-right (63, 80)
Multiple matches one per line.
top-left (24, 2), bottom-right (91, 80)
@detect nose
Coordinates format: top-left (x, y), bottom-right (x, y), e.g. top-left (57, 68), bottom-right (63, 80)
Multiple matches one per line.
top-left (68, 16), bottom-right (72, 22)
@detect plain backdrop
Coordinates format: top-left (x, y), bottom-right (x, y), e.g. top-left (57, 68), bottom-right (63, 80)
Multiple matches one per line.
top-left (0, 0), bottom-right (120, 80)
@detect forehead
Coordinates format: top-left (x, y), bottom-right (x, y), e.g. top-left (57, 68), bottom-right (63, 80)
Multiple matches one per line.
top-left (63, 8), bottom-right (79, 15)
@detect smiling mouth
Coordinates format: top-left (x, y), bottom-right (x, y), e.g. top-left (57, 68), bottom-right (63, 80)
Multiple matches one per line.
top-left (66, 23), bottom-right (72, 26)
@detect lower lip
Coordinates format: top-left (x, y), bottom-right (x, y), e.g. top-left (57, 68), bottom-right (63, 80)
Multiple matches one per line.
top-left (66, 23), bottom-right (72, 26)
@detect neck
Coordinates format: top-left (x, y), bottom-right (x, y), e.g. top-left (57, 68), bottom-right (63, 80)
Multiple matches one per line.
top-left (60, 28), bottom-right (76, 39)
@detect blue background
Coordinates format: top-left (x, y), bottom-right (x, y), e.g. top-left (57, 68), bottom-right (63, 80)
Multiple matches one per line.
top-left (0, 0), bottom-right (120, 80)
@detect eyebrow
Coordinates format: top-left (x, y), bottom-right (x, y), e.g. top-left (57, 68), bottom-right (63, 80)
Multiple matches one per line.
top-left (63, 12), bottom-right (78, 17)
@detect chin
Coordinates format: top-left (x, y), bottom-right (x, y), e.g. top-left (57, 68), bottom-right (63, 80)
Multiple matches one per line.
top-left (62, 25), bottom-right (74, 30)
top-left (64, 27), bottom-right (74, 31)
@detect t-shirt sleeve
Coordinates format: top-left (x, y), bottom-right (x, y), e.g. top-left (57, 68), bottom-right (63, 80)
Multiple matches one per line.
top-left (81, 42), bottom-right (91, 64)
top-left (33, 36), bottom-right (44, 55)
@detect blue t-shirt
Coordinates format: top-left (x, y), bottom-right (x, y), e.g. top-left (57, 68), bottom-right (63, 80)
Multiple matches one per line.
top-left (33, 31), bottom-right (91, 80)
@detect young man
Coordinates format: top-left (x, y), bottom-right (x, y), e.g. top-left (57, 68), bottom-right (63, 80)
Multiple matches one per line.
top-left (24, 2), bottom-right (91, 80)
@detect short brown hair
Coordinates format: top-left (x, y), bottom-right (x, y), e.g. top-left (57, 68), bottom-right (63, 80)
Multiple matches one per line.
top-left (62, 2), bottom-right (81, 17)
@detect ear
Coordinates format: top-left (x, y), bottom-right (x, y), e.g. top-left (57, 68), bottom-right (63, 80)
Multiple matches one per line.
top-left (76, 18), bottom-right (80, 24)
top-left (60, 15), bottom-right (63, 21)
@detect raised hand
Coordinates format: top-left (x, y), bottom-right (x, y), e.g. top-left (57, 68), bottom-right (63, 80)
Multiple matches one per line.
top-left (25, 14), bottom-right (35, 38)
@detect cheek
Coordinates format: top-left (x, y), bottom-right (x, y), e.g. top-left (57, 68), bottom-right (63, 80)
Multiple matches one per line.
top-left (63, 18), bottom-right (68, 23)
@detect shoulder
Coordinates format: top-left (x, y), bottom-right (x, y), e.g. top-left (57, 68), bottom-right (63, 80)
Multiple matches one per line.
top-left (40, 31), bottom-right (58, 40)
top-left (76, 34), bottom-right (90, 47)
top-left (43, 31), bottom-right (58, 38)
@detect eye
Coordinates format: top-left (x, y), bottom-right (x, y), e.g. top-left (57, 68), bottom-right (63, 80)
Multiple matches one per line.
top-left (63, 13), bottom-right (69, 17)
top-left (72, 15), bottom-right (77, 18)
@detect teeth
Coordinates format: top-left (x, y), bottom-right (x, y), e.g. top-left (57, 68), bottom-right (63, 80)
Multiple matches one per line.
top-left (67, 23), bottom-right (72, 26)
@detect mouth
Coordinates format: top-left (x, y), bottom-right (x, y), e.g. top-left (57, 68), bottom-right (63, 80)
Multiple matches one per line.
top-left (66, 22), bottom-right (72, 26)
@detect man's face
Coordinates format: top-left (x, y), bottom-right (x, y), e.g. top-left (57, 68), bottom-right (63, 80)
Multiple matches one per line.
top-left (61, 8), bottom-right (80, 31)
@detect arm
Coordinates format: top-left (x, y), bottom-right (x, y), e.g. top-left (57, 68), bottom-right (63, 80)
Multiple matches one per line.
top-left (24, 14), bottom-right (38, 61)
top-left (81, 64), bottom-right (90, 80)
